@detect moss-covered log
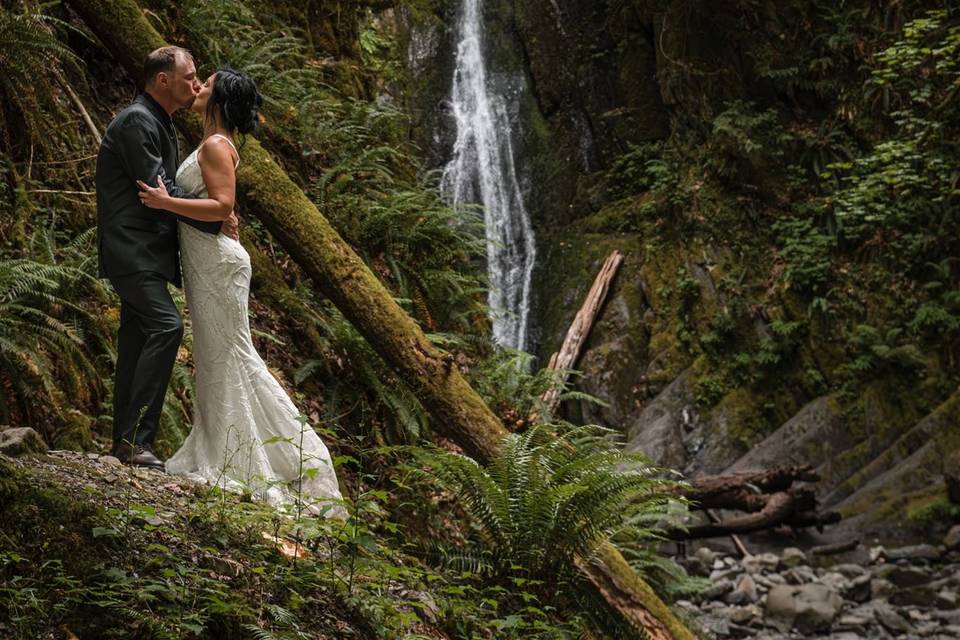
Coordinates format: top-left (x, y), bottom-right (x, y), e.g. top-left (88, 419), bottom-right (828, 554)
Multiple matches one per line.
top-left (64, 1), bottom-right (697, 637)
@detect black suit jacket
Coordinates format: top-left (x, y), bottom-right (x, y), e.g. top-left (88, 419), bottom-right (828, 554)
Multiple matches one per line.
top-left (96, 93), bottom-right (222, 288)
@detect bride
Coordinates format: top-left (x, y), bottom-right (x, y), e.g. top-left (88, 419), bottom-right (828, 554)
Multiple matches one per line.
top-left (137, 68), bottom-right (345, 519)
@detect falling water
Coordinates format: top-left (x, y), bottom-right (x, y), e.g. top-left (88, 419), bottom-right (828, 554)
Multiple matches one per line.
top-left (440, 0), bottom-right (536, 352)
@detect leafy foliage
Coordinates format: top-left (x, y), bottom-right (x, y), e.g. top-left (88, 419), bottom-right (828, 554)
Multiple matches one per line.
top-left (395, 422), bottom-right (690, 636)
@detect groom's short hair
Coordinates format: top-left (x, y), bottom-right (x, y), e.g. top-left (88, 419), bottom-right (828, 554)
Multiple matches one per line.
top-left (143, 46), bottom-right (194, 88)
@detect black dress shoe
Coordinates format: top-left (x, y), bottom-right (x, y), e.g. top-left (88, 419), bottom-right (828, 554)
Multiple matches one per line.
top-left (111, 441), bottom-right (165, 470)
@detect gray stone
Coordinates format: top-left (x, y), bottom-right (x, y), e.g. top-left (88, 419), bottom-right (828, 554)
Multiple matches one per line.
top-left (0, 427), bottom-right (47, 456)
top-left (944, 526), bottom-right (960, 552)
top-left (725, 589), bottom-right (752, 606)
top-left (844, 573), bottom-right (873, 603)
top-left (874, 603), bottom-right (913, 635)
top-left (934, 589), bottom-right (957, 610)
top-left (890, 585), bottom-right (938, 607)
top-left (877, 565), bottom-right (933, 588)
top-left (871, 578), bottom-right (897, 599)
top-left (906, 608), bottom-right (931, 622)
top-left (100, 455), bottom-right (121, 466)
top-left (932, 607), bottom-right (960, 624)
top-left (702, 614), bottom-right (731, 636)
top-left (701, 578), bottom-right (735, 601)
top-left (783, 565), bottom-right (818, 584)
top-left (736, 574), bottom-right (758, 602)
top-left (694, 545), bottom-right (717, 565)
top-left (765, 583), bottom-right (843, 634)
top-left (729, 604), bottom-right (760, 624)
top-left (831, 563), bottom-right (868, 579)
top-left (742, 552), bottom-right (781, 574)
top-left (820, 571), bottom-right (850, 592)
top-left (781, 547), bottom-right (806, 568)
top-left (835, 613), bottom-right (871, 629)
top-left (884, 544), bottom-right (941, 562)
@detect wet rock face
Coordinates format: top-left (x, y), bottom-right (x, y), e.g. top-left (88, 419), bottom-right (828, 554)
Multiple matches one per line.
top-left (677, 541), bottom-right (960, 639)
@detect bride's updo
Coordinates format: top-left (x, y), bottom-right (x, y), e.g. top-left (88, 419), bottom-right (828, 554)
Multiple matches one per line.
top-left (205, 67), bottom-right (263, 142)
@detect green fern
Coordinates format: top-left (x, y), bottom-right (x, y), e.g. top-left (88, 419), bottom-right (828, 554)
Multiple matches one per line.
top-left (398, 422), bottom-right (688, 581)
top-left (0, 257), bottom-right (99, 428)
top-left (0, 3), bottom-right (84, 151)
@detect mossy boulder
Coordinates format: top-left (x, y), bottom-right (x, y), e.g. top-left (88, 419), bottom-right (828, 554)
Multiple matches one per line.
top-left (52, 410), bottom-right (93, 451)
top-left (0, 427), bottom-right (48, 456)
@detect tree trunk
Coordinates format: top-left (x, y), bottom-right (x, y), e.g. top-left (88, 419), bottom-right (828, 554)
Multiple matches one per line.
top-left (536, 250), bottom-right (623, 419)
top-left (65, 2), bottom-right (697, 637)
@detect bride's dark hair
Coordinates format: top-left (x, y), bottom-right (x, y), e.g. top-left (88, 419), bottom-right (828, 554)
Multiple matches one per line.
top-left (205, 67), bottom-right (262, 147)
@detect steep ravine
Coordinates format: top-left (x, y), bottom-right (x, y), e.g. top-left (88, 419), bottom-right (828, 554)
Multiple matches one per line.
top-left (401, 0), bottom-right (960, 548)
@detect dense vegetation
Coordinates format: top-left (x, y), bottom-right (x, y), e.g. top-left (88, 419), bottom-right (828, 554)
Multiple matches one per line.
top-left (561, 2), bottom-right (959, 452)
top-left (0, 0), bottom-right (697, 637)
top-left (0, 0), bottom-right (957, 637)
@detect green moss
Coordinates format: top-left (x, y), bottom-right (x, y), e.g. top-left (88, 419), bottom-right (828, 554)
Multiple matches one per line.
top-left (53, 410), bottom-right (94, 451)
top-left (711, 387), bottom-right (768, 449)
top-left (0, 456), bottom-right (20, 508)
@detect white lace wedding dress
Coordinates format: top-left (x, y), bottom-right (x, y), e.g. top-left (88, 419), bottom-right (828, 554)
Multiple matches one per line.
top-left (165, 135), bottom-right (346, 519)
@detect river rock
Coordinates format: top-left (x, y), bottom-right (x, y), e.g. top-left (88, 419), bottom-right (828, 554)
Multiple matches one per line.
top-left (870, 577), bottom-right (896, 599)
top-left (0, 427), bottom-right (47, 456)
top-left (741, 552), bottom-right (780, 574)
top-left (735, 574), bottom-right (758, 602)
top-left (780, 547), bottom-right (806, 568)
top-left (934, 588), bottom-right (957, 609)
top-left (884, 544), bottom-right (941, 561)
top-left (890, 584), bottom-right (938, 607)
top-left (844, 573), bottom-right (873, 603)
top-left (765, 583), bottom-right (843, 634)
top-left (874, 602), bottom-right (913, 634)
top-left (818, 571), bottom-right (850, 592)
top-left (831, 563), bottom-right (868, 578)
top-left (782, 565), bottom-right (818, 584)
top-left (701, 578), bottom-right (735, 601)
top-left (944, 525), bottom-right (960, 551)
top-left (877, 564), bottom-right (932, 588)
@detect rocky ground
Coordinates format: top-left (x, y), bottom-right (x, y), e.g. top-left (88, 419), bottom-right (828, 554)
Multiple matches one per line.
top-left (675, 536), bottom-right (960, 639)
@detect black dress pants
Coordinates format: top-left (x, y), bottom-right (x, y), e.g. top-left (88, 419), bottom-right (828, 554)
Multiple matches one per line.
top-left (109, 271), bottom-right (184, 446)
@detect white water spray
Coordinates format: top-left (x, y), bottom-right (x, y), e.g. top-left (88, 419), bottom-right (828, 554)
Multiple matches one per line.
top-left (441, 0), bottom-right (536, 352)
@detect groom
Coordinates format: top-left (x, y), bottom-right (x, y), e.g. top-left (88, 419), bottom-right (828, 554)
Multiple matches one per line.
top-left (96, 46), bottom-right (238, 469)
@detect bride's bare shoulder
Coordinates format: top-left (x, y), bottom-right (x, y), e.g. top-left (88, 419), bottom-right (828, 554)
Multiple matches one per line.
top-left (197, 135), bottom-right (238, 170)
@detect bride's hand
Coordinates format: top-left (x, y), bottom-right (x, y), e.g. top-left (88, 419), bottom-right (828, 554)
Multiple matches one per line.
top-left (136, 177), bottom-right (170, 209)
top-left (222, 210), bottom-right (240, 241)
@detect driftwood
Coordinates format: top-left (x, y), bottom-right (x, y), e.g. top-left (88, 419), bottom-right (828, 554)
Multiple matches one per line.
top-left (665, 465), bottom-right (841, 540)
top-left (533, 250), bottom-right (623, 422)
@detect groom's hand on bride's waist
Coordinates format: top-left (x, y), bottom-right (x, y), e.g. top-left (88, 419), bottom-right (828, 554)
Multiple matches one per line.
top-left (223, 210), bottom-right (240, 241)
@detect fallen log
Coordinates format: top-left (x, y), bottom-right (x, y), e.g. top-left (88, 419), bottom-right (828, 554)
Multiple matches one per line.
top-left (534, 250), bottom-right (623, 421)
top-left (663, 466), bottom-right (840, 540)
top-left (681, 465), bottom-right (821, 503)
top-left (671, 489), bottom-right (840, 539)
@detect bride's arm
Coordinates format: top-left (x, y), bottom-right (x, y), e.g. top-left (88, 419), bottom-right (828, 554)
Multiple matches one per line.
top-left (137, 136), bottom-right (236, 222)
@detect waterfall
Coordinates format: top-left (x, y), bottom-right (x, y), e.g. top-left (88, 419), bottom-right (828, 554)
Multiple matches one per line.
top-left (440, 0), bottom-right (536, 352)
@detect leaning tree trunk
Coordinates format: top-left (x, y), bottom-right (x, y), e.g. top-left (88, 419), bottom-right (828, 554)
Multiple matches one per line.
top-left (64, 2), bottom-right (696, 637)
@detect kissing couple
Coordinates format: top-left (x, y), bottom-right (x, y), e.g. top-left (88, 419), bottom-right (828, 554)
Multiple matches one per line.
top-left (95, 46), bottom-right (345, 519)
